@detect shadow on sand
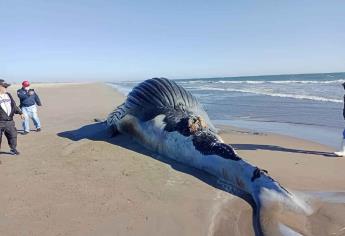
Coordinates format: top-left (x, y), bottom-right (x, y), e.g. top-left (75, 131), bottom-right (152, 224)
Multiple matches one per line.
top-left (17, 129), bottom-right (39, 135)
top-left (59, 122), bottom-right (339, 235)
top-left (232, 144), bottom-right (336, 157)
top-left (0, 151), bottom-right (13, 155)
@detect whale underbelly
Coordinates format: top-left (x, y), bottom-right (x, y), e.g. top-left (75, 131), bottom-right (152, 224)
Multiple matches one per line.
top-left (117, 114), bottom-right (231, 181)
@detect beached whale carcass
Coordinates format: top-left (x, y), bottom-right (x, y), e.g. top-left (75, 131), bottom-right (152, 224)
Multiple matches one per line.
top-left (107, 78), bottom-right (311, 235)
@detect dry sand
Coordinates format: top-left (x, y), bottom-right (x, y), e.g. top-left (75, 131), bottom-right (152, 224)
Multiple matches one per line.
top-left (0, 83), bottom-right (345, 236)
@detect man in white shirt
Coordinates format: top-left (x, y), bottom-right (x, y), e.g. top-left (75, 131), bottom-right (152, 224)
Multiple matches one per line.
top-left (0, 79), bottom-right (24, 155)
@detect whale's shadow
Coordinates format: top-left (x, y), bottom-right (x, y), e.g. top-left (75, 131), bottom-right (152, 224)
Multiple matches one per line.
top-left (57, 122), bottom-right (262, 236)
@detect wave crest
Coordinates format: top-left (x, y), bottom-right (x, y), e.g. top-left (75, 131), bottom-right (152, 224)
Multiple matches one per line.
top-left (198, 87), bottom-right (342, 103)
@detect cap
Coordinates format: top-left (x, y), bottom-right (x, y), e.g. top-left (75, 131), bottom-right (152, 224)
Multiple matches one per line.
top-left (22, 80), bottom-right (30, 87)
top-left (0, 79), bottom-right (10, 88)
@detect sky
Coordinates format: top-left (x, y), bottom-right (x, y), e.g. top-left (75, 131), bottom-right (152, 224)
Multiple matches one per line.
top-left (1, 0), bottom-right (345, 82)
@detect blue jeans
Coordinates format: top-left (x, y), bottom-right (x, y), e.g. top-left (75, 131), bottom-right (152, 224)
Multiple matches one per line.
top-left (22, 105), bottom-right (41, 132)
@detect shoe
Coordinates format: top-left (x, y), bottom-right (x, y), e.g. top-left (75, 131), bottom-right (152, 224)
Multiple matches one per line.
top-left (335, 139), bottom-right (345, 157)
top-left (10, 149), bottom-right (20, 155)
top-left (22, 131), bottom-right (29, 135)
top-left (36, 128), bottom-right (41, 132)
top-left (334, 151), bottom-right (345, 157)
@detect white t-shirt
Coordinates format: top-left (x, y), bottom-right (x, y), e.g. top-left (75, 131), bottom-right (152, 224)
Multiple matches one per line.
top-left (0, 93), bottom-right (12, 116)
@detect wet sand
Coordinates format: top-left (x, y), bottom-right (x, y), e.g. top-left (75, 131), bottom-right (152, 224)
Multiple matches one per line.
top-left (0, 83), bottom-right (345, 236)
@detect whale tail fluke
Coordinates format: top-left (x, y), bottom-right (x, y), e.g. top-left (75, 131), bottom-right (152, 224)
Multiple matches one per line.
top-left (253, 189), bottom-right (345, 236)
top-left (254, 188), bottom-right (312, 236)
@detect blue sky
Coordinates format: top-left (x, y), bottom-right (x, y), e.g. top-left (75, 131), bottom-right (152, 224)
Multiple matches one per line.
top-left (1, 0), bottom-right (344, 82)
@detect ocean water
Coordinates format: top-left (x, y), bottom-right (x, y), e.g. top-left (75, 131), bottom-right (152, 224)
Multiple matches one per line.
top-left (108, 72), bottom-right (345, 148)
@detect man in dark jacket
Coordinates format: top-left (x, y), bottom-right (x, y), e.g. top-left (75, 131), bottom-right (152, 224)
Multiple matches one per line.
top-left (17, 80), bottom-right (42, 134)
top-left (0, 79), bottom-right (24, 155)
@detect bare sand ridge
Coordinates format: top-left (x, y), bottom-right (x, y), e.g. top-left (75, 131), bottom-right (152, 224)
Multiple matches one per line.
top-left (0, 83), bottom-right (345, 236)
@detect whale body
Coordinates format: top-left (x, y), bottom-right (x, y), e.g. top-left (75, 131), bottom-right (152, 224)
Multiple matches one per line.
top-left (107, 78), bottom-right (311, 235)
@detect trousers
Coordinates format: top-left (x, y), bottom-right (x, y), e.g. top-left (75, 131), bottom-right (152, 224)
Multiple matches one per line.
top-left (0, 120), bottom-right (17, 150)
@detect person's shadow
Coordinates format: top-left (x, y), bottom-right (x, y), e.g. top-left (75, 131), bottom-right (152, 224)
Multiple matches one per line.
top-left (232, 144), bottom-right (336, 157)
top-left (0, 151), bottom-right (13, 155)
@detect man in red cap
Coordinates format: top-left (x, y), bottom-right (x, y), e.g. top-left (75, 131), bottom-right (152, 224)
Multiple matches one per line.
top-left (17, 80), bottom-right (42, 135)
top-left (0, 79), bottom-right (24, 155)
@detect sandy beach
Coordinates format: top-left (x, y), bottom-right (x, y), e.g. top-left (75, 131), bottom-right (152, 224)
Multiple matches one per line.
top-left (1, 83), bottom-right (345, 236)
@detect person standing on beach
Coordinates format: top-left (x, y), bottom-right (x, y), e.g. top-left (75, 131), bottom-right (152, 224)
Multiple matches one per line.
top-left (335, 82), bottom-right (345, 157)
top-left (17, 81), bottom-right (42, 135)
top-left (0, 79), bottom-right (24, 155)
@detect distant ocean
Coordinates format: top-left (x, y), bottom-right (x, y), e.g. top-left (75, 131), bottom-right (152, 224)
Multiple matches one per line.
top-left (108, 72), bottom-right (345, 148)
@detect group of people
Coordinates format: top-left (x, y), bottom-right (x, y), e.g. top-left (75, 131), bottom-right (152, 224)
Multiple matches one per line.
top-left (0, 79), bottom-right (42, 155)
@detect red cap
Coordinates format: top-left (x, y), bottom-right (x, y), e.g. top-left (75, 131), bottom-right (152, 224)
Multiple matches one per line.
top-left (22, 80), bottom-right (30, 87)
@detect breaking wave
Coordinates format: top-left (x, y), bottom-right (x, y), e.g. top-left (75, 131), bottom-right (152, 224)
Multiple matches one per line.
top-left (212, 79), bottom-right (345, 84)
top-left (196, 87), bottom-right (343, 103)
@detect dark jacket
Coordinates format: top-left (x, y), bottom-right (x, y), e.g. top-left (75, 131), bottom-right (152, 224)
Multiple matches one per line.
top-left (0, 92), bottom-right (22, 123)
top-left (17, 88), bottom-right (42, 107)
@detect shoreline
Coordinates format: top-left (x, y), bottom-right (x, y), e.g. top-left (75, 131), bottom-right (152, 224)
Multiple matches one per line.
top-left (107, 83), bottom-right (338, 150)
top-left (214, 119), bottom-right (339, 149)
top-left (1, 82), bottom-right (344, 236)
